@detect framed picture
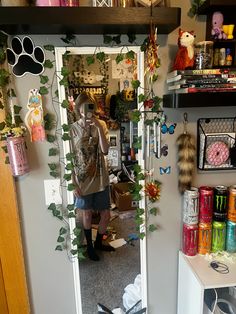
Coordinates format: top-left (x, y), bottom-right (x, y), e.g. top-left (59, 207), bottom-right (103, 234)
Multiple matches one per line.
top-left (109, 135), bottom-right (117, 147)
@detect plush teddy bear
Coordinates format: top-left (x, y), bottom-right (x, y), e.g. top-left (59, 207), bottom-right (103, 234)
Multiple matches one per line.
top-left (211, 11), bottom-right (227, 40)
top-left (173, 28), bottom-right (195, 71)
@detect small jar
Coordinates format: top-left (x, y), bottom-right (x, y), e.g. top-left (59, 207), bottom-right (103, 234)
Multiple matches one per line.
top-left (194, 41), bottom-right (214, 69)
top-left (219, 48), bottom-right (226, 66)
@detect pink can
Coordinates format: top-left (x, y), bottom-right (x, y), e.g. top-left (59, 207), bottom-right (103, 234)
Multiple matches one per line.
top-left (182, 223), bottom-right (198, 256)
top-left (7, 136), bottom-right (30, 177)
top-left (199, 186), bottom-right (213, 223)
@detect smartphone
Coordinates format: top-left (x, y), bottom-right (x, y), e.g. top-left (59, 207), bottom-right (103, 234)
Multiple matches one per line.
top-left (84, 103), bottom-right (94, 119)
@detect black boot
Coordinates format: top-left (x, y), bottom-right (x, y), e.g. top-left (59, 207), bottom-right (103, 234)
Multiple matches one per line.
top-left (94, 232), bottom-right (115, 252)
top-left (84, 229), bottom-right (100, 261)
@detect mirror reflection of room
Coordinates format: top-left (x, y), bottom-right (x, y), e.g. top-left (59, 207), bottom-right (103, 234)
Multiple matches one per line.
top-left (64, 51), bottom-right (141, 313)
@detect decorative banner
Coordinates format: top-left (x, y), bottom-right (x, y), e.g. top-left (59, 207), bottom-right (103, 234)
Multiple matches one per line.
top-left (25, 88), bottom-right (46, 142)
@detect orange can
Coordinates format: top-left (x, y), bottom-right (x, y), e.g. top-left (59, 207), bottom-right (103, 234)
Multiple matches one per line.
top-left (228, 185), bottom-right (236, 222)
top-left (198, 222), bottom-right (212, 255)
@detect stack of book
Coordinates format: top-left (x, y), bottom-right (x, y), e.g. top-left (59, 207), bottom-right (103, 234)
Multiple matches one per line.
top-left (166, 68), bottom-right (236, 94)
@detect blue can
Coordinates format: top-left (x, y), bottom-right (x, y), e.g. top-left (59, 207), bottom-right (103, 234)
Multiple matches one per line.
top-left (226, 220), bottom-right (236, 253)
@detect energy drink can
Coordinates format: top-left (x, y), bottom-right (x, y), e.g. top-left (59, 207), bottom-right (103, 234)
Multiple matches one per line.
top-left (212, 221), bottom-right (226, 252)
top-left (183, 187), bottom-right (199, 225)
top-left (182, 223), bottom-right (198, 256)
top-left (198, 222), bottom-right (212, 255)
top-left (226, 220), bottom-right (236, 253)
top-left (213, 185), bottom-right (228, 222)
top-left (199, 186), bottom-right (213, 223)
top-left (228, 185), bottom-right (236, 222)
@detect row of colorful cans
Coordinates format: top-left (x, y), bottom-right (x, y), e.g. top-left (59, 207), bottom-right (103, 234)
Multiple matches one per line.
top-left (182, 220), bottom-right (236, 256)
top-left (183, 185), bottom-right (236, 224)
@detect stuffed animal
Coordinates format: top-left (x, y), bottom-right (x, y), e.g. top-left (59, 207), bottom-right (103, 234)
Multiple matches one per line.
top-left (173, 28), bottom-right (195, 71)
top-left (211, 11), bottom-right (227, 40)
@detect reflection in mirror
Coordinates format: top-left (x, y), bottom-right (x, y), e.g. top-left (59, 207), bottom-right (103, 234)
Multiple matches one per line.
top-left (55, 47), bottom-right (146, 314)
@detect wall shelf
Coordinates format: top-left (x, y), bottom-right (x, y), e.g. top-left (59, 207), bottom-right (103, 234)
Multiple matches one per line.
top-left (163, 92), bottom-right (236, 108)
top-left (0, 6), bottom-right (181, 35)
top-left (198, 0), bottom-right (236, 14)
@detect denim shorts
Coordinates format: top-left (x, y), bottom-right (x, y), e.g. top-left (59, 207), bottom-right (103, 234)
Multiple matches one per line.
top-left (74, 186), bottom-right (111, 211)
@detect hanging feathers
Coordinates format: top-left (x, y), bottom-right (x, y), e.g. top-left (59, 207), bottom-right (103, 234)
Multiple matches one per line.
top-left (176, 132), bottom-right (196, 194)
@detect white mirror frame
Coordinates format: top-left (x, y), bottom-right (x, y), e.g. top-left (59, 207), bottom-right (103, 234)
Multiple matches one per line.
top-left (55, 46), bottom-right (147, 314)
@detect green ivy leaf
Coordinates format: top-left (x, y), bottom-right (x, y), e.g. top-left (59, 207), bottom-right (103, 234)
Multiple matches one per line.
top-left (67, 204), bottom-right (75, 211)
top-left (149, 224), bottom-right (158, 232)
top-left (113, 35), bottom-right (121, 45)
top-left (68, 212), bottom-right (76, 218)
top-left (135, 216), bottom-right (143, 226)
top-left (1, 145), bottom-right (7, 153)
top-left (65, 163), bottom-right (74, 171)
top-left (50, 171), bottom-right (59, 178)
top-left (72, 238), bottom-right (81, 245)
top-left (59, 77), bottom-right (69, 87)
top-left (40, 75), bottom-right (49, 84)
top-left (138, 93), bottom-right (147, 103)
top-left (44, 44), bottom-right (55, 52)
top-left (61, 66), bottom-right (70, 77)
top-left (39, 86), bottom-right (49, 95)
top-left (136, 207), bottom-right (144, 215)
top-left (96, 52), bottom-right (105, 62)
top-left (86, 56), bottom-right (95, 65)
top-left (49, 148), bottom-right (58, 156)
top-left (126, 50), bottom-right (135, 60)
top-left (55, 245), bottom-right (63, 251)
top-left (62, 123), bottom-right (70, 132)
top-left (44, 113), bottom-right (55, 131)
top-left (73, 227), bottom-right (82, 237)
top-left (13, 105), bottom-right (22, 114)
top-left (103, 35), bottom-right (113, 44)
top-left (62, 133), bottom-right (71, 141)
top-left (48, 203), bottom-right (57, 210)
top-left (116, 54), bottom-right (124, 64)
top-left (61, 99), bottom-right (69, 109)
top-left (14, 116), bottom-right (23, 125)
top-left (66, 152), bottom-right (75, 161)
top-left (63, 173), bottom-right (72, 181)
top-left (139, 232), bottom-right (145, 240)
top-left (57, 236), bottom-right (65, 243)
top-left (60, 34), bottom-right (75, 44)
top-left (0, 121), bottom-right (6, 130)
top-left (53, 208), bottom-right (61, 217)
top-left (127, 33), bottom-right (136, 44)
top-left (44, 59), bottom-right (54, 69)
top-left (67, 183), bottom-right (76, 191)
top-left (59, 227), bottom-right (67, 235)
top-left (131, 80), bottom-right (140, 89)
top-left (70, 249), bottom-right (78, 256)
top-left (48, 163), bottom-right (57, 171)
top-left (129, 110), bottom-right (141, 123)
top-left (150, 207), bottom-right (158, 216)
top-left (47, 134), bottom-right (56, 143)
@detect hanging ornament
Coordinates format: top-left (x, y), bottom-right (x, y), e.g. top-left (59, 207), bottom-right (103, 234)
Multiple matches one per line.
top-left (144, 180), bottom-right (161, 202)
top-left (176, 113), bottom-right (196, 194)
top-left (24, 88), bottom-right (46, 142)
top-left (145, 20), bottom-right (160, 83)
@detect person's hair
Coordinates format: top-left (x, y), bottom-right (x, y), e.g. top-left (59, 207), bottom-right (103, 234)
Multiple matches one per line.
top-left (74, 91), bottom-right (98, 118)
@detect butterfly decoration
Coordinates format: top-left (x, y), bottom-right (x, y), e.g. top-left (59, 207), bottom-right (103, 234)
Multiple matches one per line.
top-left (159, 166), bottom-right (171, 175)
top-left (161, 144), bottom-right (168, 157)
top-left (161, 123), bottom-right (176, 135)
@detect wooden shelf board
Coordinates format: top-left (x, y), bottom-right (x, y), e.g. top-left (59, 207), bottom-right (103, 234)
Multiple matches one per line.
top-left (163, 92), bottom-right (236, 108)
top-left (198, 0), bottom-right (236, 14)
top-left (0, 7), bottom-right (181, 34)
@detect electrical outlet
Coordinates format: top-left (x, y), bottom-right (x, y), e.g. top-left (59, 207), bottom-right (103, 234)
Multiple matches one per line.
top-left (44, 179), bottom-right (62, 205)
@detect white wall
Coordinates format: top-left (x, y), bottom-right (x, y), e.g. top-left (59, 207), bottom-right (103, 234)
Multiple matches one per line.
top-left (13, 2), bottom-right (236, 314)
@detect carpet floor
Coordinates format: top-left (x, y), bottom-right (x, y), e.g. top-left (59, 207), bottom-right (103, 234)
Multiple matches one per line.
top-left (78, 210), bottom-right (140, 314)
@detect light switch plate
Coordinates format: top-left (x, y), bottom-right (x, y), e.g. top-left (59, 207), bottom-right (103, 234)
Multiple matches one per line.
top-left (44, 179), bottom-right (62, 205)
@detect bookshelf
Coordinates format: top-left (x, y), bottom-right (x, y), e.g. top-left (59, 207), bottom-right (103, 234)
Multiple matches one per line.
top-left (0, 6), bottom-right (181, 35)
top-left (163, 92), bottom-right (236, 108)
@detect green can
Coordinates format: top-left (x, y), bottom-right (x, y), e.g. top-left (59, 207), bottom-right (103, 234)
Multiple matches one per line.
top-left (212, 221), bottom-right (226, 252)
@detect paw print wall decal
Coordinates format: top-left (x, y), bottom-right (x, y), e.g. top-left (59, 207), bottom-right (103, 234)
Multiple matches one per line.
top-left (7, 36), bottom-right (45, 77)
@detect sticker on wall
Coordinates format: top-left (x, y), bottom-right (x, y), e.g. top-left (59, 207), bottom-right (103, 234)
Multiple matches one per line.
top-left (74, 69), bottom-right (104, 85)
top-left (7, 36), bottom-right (45, 77)
top-left (161, 144), bottom-right (168, 157)
top-left (161, 123), bottom-right (176, 135)
top-left (24, 89), bottom-right (46, 142)
top-left (159, 166), bottom-right (171, 175)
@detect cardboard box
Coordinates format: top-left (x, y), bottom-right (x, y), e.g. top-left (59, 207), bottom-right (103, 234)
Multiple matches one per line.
top-left (112, 182), bottom-right (137, 211)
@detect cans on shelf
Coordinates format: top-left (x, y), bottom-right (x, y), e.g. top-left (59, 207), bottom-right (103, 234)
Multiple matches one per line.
top-left (226, 220), bottom-right (236, 253)
top-left (199, 186), bottom-right (213, 223)
top-left (212, 221), bottom-right (226, 253)
top-left (198, 222), bottom-right (212, 255)
top-left (228, 185), bottom-right (236, 222)
top-left (183, 187), bottom-right (199, 225)
top-left (213, 185), bottom-right (228, 222)
top-left (182, 223), bottom-right (198, 256)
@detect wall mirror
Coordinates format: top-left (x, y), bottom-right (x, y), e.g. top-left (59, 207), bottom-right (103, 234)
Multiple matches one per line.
top-left (55, 46), bottom-right (147, 314)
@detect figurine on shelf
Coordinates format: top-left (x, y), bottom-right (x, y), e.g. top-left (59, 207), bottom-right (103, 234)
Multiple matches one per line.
top-left (211, 11), bottom-right (227, 40)
top-left (173, 28), bottom-right (195, 71)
